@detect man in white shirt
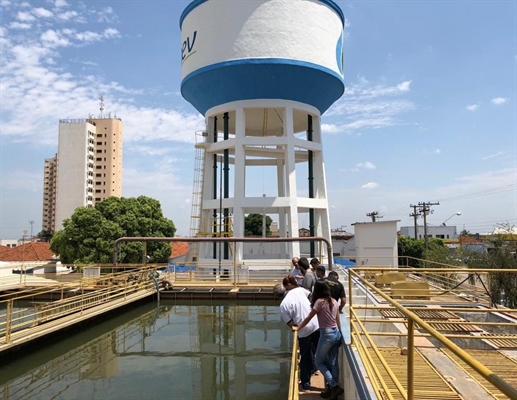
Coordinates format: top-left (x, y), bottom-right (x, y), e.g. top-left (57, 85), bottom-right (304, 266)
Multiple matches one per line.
top-left (290, 256), bottom-right (304, 285)
top-left (274, 284), bottom-right (320, 391)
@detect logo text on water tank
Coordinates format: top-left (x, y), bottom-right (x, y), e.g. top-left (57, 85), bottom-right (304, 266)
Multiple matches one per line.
top-left (182, 31), bottom-right (197, 64)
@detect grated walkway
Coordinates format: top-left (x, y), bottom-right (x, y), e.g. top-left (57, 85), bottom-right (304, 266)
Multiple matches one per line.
top-left (442, 349), bottom-right (517, 399)
top-left (372, 348), bottom-right (464, 400)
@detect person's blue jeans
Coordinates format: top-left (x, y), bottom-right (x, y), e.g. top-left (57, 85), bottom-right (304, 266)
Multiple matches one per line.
top-left (315, 327), bottom-right (342, 388)
top-left (298, 329), bottom-right (320, 387)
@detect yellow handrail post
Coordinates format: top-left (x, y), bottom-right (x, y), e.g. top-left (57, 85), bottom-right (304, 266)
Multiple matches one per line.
top-left (407, 319), bottom-right (414, 400)
top-left (348, 270), bottom-right (353, 346)
top-left (5, 299), bottom-right (13, 344)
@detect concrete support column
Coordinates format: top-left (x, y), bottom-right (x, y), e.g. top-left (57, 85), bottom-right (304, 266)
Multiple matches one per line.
top-left (284, 107), bottom-right (300, 257)
top-left (233, 107), bottom-right (246, 262)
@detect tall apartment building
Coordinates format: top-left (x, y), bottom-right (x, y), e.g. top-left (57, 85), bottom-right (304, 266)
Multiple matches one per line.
top-left (91, 118), bottom-right (123, 202)
top-left (42, 117), bottom-right (124, 232)
top-left (42, 154), bottom-right (58, 233)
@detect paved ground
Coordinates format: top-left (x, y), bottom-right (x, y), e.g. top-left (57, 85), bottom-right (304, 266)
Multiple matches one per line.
top-left (300, 373), bottom-right (326, 399)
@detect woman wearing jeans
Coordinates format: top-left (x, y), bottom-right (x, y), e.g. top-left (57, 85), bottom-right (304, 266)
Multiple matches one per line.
top-left (293, 281), bottom-right (344, 400)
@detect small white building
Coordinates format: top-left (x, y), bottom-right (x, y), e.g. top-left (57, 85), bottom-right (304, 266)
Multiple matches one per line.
top-left (352, 220), bottom-right (400, 267)
top-left (400, 225), bottom-right (458, 240)
top-left (0, 239), bottom-right (18, 248)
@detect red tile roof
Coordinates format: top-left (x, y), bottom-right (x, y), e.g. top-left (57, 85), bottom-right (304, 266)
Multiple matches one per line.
top-left (0, 242), bottom-right (55, 262)
top-left (169, 241), bottom-right (189, 258)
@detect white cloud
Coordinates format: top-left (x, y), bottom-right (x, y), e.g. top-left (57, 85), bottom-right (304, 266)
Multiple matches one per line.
top-left (466, 104), bottom-right (479, 111)
top-left (9, 21), bottom-right (31, 29)
top-left (57, 10), bottom-right (81, 21)
top-left (396, 80), bottom-right (412, 91)
top-left (0, 1), bottom-right (204, 147)
top-left (33, 7), bottom-right (53, 18)
top-left (481, 151), bottom-right (504, 160)
top-left (491, 97), bottom-right (507, 105)
top-left (17, 11), bottom-right (35, 21)
top-left (325, 79), bottom-right (414, 134)
top-left (433, 148), bottom-right (441, 154)
top-left (54, 0), bottom-right (68, 8)
top-left (361, 182), bottom-right (379, 189)
top-left (41, 29), bottom-right (70, 47)
top-left (356, 161), bottom-right (376, 170)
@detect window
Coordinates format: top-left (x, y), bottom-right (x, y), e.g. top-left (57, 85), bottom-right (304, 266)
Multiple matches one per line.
top-left (95, 198), bottom-right (101, 202)
top-left (96, 158), bottom-right (102, 162)
top-left (96, 166), bottom-right (102, 169)
top-left (96, 173), bottom-right (102, 177)
top-left (97, 134), bottom-right (102, 138)
top-left (96, 150), bottom-right (102, 153)
top-left (97, 142), bottom-right (102, 145)
top-left (95, 189), bottom-right (101, 193)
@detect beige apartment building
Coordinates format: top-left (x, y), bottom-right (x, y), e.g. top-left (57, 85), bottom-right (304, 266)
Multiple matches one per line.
top-left (42, 117), bottom-right (123, 232)
top-left (92, 118), bottom-right (123, 202)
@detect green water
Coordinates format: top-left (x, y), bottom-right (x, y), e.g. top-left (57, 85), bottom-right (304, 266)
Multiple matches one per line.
top-left (0, 300), bottom-right (292, 400)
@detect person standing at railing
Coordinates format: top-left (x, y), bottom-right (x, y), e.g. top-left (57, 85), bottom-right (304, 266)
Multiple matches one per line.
top-left (274, 282), bottom-right (320, 392)
top-left (292, 281), bottom-right (344, 400)
top-left (290, 256), bottom-right (304, 285)
top-left (299, 257), bottom-right (317, 292)
top-left (316, 267), bottom-right (347, 314)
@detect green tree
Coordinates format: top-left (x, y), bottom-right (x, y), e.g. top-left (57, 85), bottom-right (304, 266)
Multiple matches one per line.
top-left (50, 196), bottom-right (176, 264)
top-left (244, 213), bottom-right (272, 236)
top-left (37, 230), bottom-right (54, 242)
top-left (397, 235), bottom-right (425, 267)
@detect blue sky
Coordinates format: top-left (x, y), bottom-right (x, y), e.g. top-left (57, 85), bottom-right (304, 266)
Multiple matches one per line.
top-left (0, 0), bottom-right (515, 239)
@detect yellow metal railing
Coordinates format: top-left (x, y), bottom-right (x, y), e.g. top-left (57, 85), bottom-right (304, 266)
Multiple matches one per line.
top-left (288, 330), bottom-right (300, 400)
top-left (347, 266), bottom-right (517, 400)
top-left (0, 267), bottom-right (158, 344)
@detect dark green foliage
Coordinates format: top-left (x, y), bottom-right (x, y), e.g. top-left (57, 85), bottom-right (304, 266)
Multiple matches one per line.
top-left (37, 230), bottom-right (53, 242)
top-left (397, 236), bottom-right (425, 267)
top-left (50, 196), bottom-right (176, 264)
top-left (244, 213), bottom-right (272, 236)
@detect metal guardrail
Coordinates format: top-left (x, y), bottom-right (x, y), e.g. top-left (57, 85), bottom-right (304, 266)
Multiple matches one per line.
top-left (347, 266), bottom-right (517, 400)
top-left (288, 330), bottom-right (300, 400)
top-left (0, 267), bottom-right (157, 344)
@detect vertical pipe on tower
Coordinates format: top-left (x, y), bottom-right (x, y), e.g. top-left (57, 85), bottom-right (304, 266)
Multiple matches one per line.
top-left (212, 116), bottom-right (218, 259)
top-left (223, 112), bottom-right (230, 260)
top-left (307, 115), bottom-right (315, 257)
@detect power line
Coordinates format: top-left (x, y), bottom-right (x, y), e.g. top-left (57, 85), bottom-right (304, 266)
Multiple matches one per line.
top-left (436, 184), bottom-right (517, 202)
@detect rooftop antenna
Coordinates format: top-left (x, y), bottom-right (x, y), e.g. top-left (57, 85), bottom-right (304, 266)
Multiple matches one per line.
top-left (99, 95), bottom-right (104, 118)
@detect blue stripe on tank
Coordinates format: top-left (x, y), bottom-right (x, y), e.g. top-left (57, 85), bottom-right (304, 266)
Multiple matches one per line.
top-left (180, 58), bottom-right (345, 115)
top-left (180, 0), bottom-right (345, 28)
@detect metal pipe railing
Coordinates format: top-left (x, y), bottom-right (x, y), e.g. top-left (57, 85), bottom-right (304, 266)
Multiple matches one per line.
top-left (348, 268), bottom-right (517, 400)
top-left (287, 330), bottom-right (299, 400)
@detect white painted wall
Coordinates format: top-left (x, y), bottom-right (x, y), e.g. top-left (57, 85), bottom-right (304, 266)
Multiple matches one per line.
top-left (0, 239), bottom-right (18, 248)
top-left (353, 221), bottom-right (399, 267)
top-left (55, 120), bottom-right (95, 231)
top-left (181, 0), bottom-right (344, 79)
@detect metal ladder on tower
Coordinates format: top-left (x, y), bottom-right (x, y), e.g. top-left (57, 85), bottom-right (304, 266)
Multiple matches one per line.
top-left (188, 132), bottom-right (208, 263)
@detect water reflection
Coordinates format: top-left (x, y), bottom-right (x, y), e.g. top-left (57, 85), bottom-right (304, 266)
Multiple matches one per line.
top-left (0, 300), bottom-right (292, 400)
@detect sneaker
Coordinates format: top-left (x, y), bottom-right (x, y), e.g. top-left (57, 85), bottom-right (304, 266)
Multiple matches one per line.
top-left (299, 383), bottom-right (311, 392)
top-left (329, 385), bottom-right (344, 399)
top-left (320, 387), bottom-right (331, 399)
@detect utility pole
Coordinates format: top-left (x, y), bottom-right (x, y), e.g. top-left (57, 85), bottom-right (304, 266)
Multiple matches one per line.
top-left (418, 201), bottom-right (440, 250)
top-left (29, 220), bottom-right (34, 239)
top-left (409, 205), bottom-right (419, 239)
top-left (366, 211), bottom-right (383, 222)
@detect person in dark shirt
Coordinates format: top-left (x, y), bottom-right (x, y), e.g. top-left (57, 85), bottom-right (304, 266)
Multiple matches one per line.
top-left (315, 266), bottom-right (346, 314)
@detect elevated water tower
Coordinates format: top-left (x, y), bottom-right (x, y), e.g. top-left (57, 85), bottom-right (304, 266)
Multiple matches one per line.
top-left (181, 0), bottom-right (345, 265)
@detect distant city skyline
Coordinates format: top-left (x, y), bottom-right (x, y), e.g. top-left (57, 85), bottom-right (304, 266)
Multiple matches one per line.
top-left (0, 0), bottom-right (515, 239)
